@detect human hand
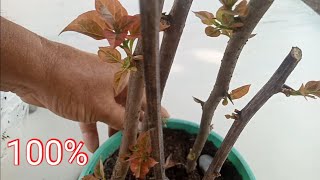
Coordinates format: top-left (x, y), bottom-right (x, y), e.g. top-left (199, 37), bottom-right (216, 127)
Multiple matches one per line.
top-left (17, 47), bottom-right (169, 153)
top-left (0, 18), bottom-right (169, 153)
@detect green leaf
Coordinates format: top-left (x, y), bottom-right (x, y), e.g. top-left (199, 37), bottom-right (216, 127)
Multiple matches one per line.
top-left (216, 7), bottom-right (235, 26)
top-left (222, 97), bottom-right (228, 106)
top-left (122, 57), bottom-right (131, 69)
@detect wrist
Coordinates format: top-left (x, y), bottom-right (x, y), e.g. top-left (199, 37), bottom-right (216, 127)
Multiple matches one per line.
top-left (0, 18), bottom-right (53, 96)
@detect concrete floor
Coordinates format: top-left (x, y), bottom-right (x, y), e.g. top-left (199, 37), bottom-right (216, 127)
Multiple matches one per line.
top-left (1, 0), bottom-right (320, 179)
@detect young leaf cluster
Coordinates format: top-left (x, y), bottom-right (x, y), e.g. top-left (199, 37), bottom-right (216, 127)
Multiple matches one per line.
top-left (61, 0), bottom-right (169, 95)
top-left (125, 131), bottom-right (158, 179)
top-left (282, 81), bottom-right (320, 99)
top-left (194, 0), bottom-right (250, 38)
top-left (225, 109), bottom-right (241, 120)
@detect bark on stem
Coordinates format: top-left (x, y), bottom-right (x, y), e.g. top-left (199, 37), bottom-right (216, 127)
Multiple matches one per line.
top-left (159, 0), bottom-right (194, 97)
top-left (139, 0), bottom-right (166, 179)
top-left (186, 0), bottom-right (275, 172)
top-left (111, 43), bottom-right (144, 180)
top-left (140, 0), bottom-right (164, 132)
top-left (203, 47), bottom-right (302, 180)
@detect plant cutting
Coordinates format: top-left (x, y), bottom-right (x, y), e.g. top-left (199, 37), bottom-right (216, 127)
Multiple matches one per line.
top-left (61, 0), bottom-right (320, 179)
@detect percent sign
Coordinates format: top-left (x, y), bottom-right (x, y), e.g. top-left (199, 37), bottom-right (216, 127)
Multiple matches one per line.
top-left (7, 138), bottom-right (88, 166)
top-left (64, 139), bottom-right (88, 166)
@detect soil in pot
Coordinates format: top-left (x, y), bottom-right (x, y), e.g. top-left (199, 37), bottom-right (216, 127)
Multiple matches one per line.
top-left (103, 128), bottom-right (242, 180)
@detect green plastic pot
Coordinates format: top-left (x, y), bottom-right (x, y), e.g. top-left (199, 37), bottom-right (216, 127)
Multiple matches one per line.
top-left (78, 118), bottom-right (255, 180)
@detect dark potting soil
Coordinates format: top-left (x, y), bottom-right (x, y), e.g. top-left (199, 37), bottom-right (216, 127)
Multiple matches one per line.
top-left (103, 128), bottom-right (242, 180)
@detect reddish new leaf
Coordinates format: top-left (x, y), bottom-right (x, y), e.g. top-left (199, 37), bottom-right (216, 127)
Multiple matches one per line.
top-left (231, 22), bottom-right (244, 28)
top-left (116, 15), bottom-right (137, 33)
top-left (130, 157), bottom-right (158, 179)
top-left (130, 131), bottom-right (152, 153)
top-left (125, 14), bottom-right (166, 38)
top-left (95, 0), bottom-right (137, 48)
top-left (114, 69), bottom-right (129, 96)
top-left (95, 0), bottom-right (128, 24)
top-left (205, 26), bottom-right (221, 37)
top-left (216, 7), bottom-right (235, 26)
top-left (98, 46), bottom-right (121, 63)
top-left (234, 0), bottom-right (249, 17)
top-left (103, 15), bottom-right (138, 47)
top-left (127, 131), bottom-right (158, 179)
top-left (298, 84), bottom-right (307, 97)
top-left (299, 81), bottom-right (320, 98)
top-left (230, 84), bottom-right (251, 100)
top-left (61, 11), bottom-right (110, 40)
top-left (305, 81), bottom-right (320, 98)
top-left (225, 114), bottom-right (232, 119)
top-left (104, 30), bottom-right (127, 48)
top-left (225, 114), bottom-right (237, 120)
top-left (127, 15), bottom-right (141, 39)
top-left (194, 11), bottom-right (215, 25)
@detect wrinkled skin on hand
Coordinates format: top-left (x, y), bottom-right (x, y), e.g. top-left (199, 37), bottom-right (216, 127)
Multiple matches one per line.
top-left (20, 53), bottom-right (169, 153)
top-left (0, 17), bottom-right (169, 153)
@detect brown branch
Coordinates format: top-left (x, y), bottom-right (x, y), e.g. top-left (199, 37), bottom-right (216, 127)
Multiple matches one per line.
top-left (186, 0), bottom-right (275, 172)
top-left (139, 0), bottom-right (166, 179)
top-left (203, 47), bottom-right (302, 180)
top-left (140, 0), bottom-right (165, 132)
top-left (159, 0), bottom-right (194, 97)
top-left (111, 42), bottom-right (144, 180)
top-left (112, 0), bottom-right (166, 177)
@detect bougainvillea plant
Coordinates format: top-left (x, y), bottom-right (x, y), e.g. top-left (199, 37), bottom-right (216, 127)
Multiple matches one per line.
top-left (61, 0), bottom-right (168, 95)
top-left (62, 0), bottom-right (319, 179)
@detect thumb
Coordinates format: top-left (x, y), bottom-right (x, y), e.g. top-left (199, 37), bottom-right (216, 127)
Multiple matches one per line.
top-left (79, 122), bottom-right (99, 153)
